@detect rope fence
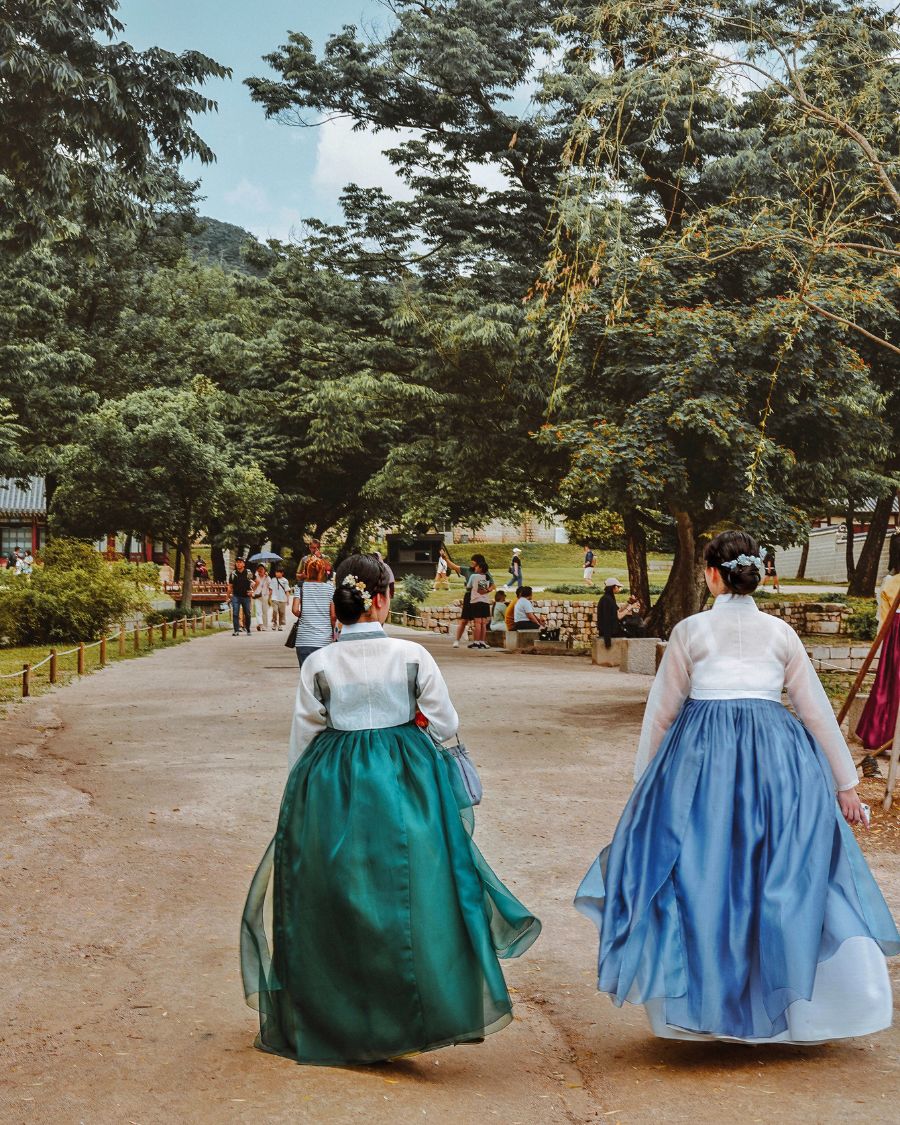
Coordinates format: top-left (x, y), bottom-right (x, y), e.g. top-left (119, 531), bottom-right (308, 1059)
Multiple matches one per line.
top-left (3, 608), bottom-right (229, 701)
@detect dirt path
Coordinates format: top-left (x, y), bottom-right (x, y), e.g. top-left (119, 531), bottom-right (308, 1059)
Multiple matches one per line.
top-left (1, 627), bottom-right (897, 1124)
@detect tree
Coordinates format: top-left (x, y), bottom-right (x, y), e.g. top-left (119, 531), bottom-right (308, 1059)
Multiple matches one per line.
top-left (0, 168), bottom-right (210, 484)
top-left (244, 1), bottom-right (572, 541)
top-left (0, 1), bottom-right (229, 249)
top-left (51, 381), bottom-right (275, 609)
top-left (535, 0), bottom-right (899, 630)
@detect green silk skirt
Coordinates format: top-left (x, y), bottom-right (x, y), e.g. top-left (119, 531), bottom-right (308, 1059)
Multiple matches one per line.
top-left (240, 722), bottom-right (541, 1066)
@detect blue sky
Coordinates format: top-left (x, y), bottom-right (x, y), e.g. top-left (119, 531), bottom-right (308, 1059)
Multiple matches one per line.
top-left (116, 0), bottom-right (398, 239)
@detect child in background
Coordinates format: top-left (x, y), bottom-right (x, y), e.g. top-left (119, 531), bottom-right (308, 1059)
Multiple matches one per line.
top-left (490, 590), bottom-right (508, 633)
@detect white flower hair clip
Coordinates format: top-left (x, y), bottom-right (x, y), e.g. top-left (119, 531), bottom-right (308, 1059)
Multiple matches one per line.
top-left (342, 573), bottom-right (373, 611)
top-left (720, 554), bottom-right (764, 571)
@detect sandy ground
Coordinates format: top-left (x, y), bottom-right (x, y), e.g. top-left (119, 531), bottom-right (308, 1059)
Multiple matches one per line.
top-left (1, 625), bottom-right (898, 1125)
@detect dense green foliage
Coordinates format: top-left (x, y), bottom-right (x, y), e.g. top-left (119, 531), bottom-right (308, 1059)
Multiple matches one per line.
top-left (0, 540), bottom-right (150, 644)
top-left (0, 0), bottom-right (228, 249)
top-left (392, 573), bottom-right (432, 617)
top-left (1, 1), bottom-right (897, 632)
top-left (537, 0), bottom-right (900, 629)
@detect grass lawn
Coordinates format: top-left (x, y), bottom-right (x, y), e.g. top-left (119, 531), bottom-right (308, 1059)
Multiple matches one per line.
top-left (0, 610), bottom-right (229, 711)
top-left (420, 542), bottom-right (673, 607)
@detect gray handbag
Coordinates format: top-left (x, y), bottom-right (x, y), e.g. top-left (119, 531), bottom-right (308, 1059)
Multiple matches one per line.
top-left (432, 732), bottom-right (482, 806)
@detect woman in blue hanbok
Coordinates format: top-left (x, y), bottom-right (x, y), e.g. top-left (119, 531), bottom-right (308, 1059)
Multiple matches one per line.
top-left (576, 530), bottom-right (899, 1043)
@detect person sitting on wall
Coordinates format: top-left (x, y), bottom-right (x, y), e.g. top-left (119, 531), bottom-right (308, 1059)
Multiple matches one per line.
top-left (490, 590), bottom-right (508, 633)
top-left (512, 586), bottom-right (544, 632)
top-left (597, 577), bottom-right (632, 648)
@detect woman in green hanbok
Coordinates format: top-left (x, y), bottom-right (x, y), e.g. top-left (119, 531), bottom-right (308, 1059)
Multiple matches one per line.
top-left (241, 553), bottom-right (540, 1066)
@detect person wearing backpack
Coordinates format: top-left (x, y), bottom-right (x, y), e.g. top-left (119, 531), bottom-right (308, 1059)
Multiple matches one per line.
top-left (583, 545), bottom-right (595, 586)
top-left (506, 548), bottom-right (523, 590)
top-left (227, 557), bottom-right (253, 636)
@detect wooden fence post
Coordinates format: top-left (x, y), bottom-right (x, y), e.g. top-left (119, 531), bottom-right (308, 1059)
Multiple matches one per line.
top-left (22, 663), bottom-right (30, 698)
top-left (49, 648), bottom-right (57, 684)
top-left (99, 636), bottom-right (107, 667)
top-left (119, 626), bottom-right (126, 657)
top-left (147, 623), bottom-right (154, 647)
top-left (133, 624), bottom-right (140, 652)
top-left (191, 614), bottom-right (197, 635)
top-left (161, 620), bottom-right (168, 642)
top-left (77, 643), bottom-right (85, 676)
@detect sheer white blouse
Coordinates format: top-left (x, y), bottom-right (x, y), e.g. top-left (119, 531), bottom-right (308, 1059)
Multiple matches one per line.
top-left (634, 595), bottom-right (858, 791)
top-left (289, 623), bottom-right (459, 767)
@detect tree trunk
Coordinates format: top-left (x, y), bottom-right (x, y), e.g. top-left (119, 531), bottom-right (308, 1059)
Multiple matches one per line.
top-left (173, 546), bottom-right (182, 583)
top-left (849, 491), bottom-right (897, 597)
top-left (845, 505), bottom-right (856, 584)
top-left (645, 508), bottom-right (707, 638)
top-left (623, 510), bottom-right (651, 613)
top-left (122, 532), bottom-right (133, 563)
top-left (336, 517), bottom-right (363, 566)
top-left (210, 545), bottom-right (226, 582)
top-left (796, 539), bottom-right (810, 580)
top-left (178, 530), bottom-right (193, 611)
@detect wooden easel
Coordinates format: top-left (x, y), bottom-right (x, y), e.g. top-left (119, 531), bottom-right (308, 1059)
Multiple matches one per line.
top-left (837, 584), bottom-right (900, 811)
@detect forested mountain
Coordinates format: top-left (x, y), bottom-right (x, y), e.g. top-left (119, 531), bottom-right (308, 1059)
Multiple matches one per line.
top-left (188, 216), bottom-right (263, 275)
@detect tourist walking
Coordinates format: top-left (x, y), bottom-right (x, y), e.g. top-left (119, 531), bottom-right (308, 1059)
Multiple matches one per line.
top-left (583, 545), bottom-right (595, 586)
top-left (856, 533), bottom-right (900, 774)
top-left (241, 553), bottom-right (540, 1066)
top-left (506, 547), bottom-right (523, 590)
top-left (434, 548), bottom-right (450, 590)
top-left (761, 547), bottom-right (780, 592)
top-left (269, 565), bottom-right (290, 631)
top-left (575, 530), bottom-right (899, 1044)
top-left (251, 564), bottom-right (271, 631)
top-left (291, 556), bottom-right (336, 668)
top-left (227, 557), bottom-right (253, 636)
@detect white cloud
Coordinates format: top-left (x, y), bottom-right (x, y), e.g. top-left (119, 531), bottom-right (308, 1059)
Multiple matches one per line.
top-left (223, 178), bottom-right (272, 214)
top-left (312, 116), bottom-right (513, 204)
top-left (312, 117), bottom-right (417, 201)
top-left (469, 161), bottom-right (510, 195)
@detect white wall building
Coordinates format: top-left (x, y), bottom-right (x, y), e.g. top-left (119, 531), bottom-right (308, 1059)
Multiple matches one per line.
top-left (778, 526), bottom-right (895, 583)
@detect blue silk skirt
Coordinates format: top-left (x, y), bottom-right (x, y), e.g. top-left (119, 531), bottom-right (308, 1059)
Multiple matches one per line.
top-left (575, 698), bottom-right (899, 1042)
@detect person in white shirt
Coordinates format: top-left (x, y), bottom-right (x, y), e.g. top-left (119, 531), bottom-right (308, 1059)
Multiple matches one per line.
top-left (512, 586), bottom-right (544, 631)
top-left (269, 565), bottom-right (290, 631)
top-left (251, 564), bottom-right (271, 631)
top-left (575, 529), bottom-right (898, 1045)
top-left (241, 553), bottom-right (540, 1067)
top-left (464, 554), bottom-right (494, 648)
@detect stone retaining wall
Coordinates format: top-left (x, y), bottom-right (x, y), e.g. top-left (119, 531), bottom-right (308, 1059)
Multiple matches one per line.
top-left (419, 598), bottom-right (856, 645)
top-left (805, 643), bottom-right (878, 672)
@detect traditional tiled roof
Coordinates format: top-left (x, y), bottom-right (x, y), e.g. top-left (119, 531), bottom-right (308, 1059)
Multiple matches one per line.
top-left (0, 477), bottom-right (46, 518)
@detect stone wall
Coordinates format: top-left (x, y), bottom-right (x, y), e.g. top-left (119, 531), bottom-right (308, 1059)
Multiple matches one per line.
top-left (757, 601), bottom-right (854, 636)
top-left (417, 598), bottom-right (856, 645)
top-left (419, 599), bottom-right (598, 646)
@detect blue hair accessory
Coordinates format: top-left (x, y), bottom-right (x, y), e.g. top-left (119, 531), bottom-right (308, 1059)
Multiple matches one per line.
top-left (721, 554), bottom-right (763, 571)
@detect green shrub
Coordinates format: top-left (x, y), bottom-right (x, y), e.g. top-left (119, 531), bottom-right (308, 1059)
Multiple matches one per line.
top-left (546, 583), bottom-right (599, 595)
top-left (391, 573), bottom-right (430, 618)
top-left (145, 605), bottom-right (209, 625)
top-left (847, 604), bottom-right (878, 642)
top-left (0, 538), bottom-right (150, 646)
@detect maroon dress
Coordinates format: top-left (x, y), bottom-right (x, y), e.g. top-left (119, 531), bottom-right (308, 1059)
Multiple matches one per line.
top-left (856, 610), bottom-right (900, 751)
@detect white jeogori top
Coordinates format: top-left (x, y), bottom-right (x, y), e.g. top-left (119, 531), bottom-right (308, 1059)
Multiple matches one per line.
top-left (635, 594), bottom-right (858, 791)
top-left (289, 623), bottom-right (459, 767)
